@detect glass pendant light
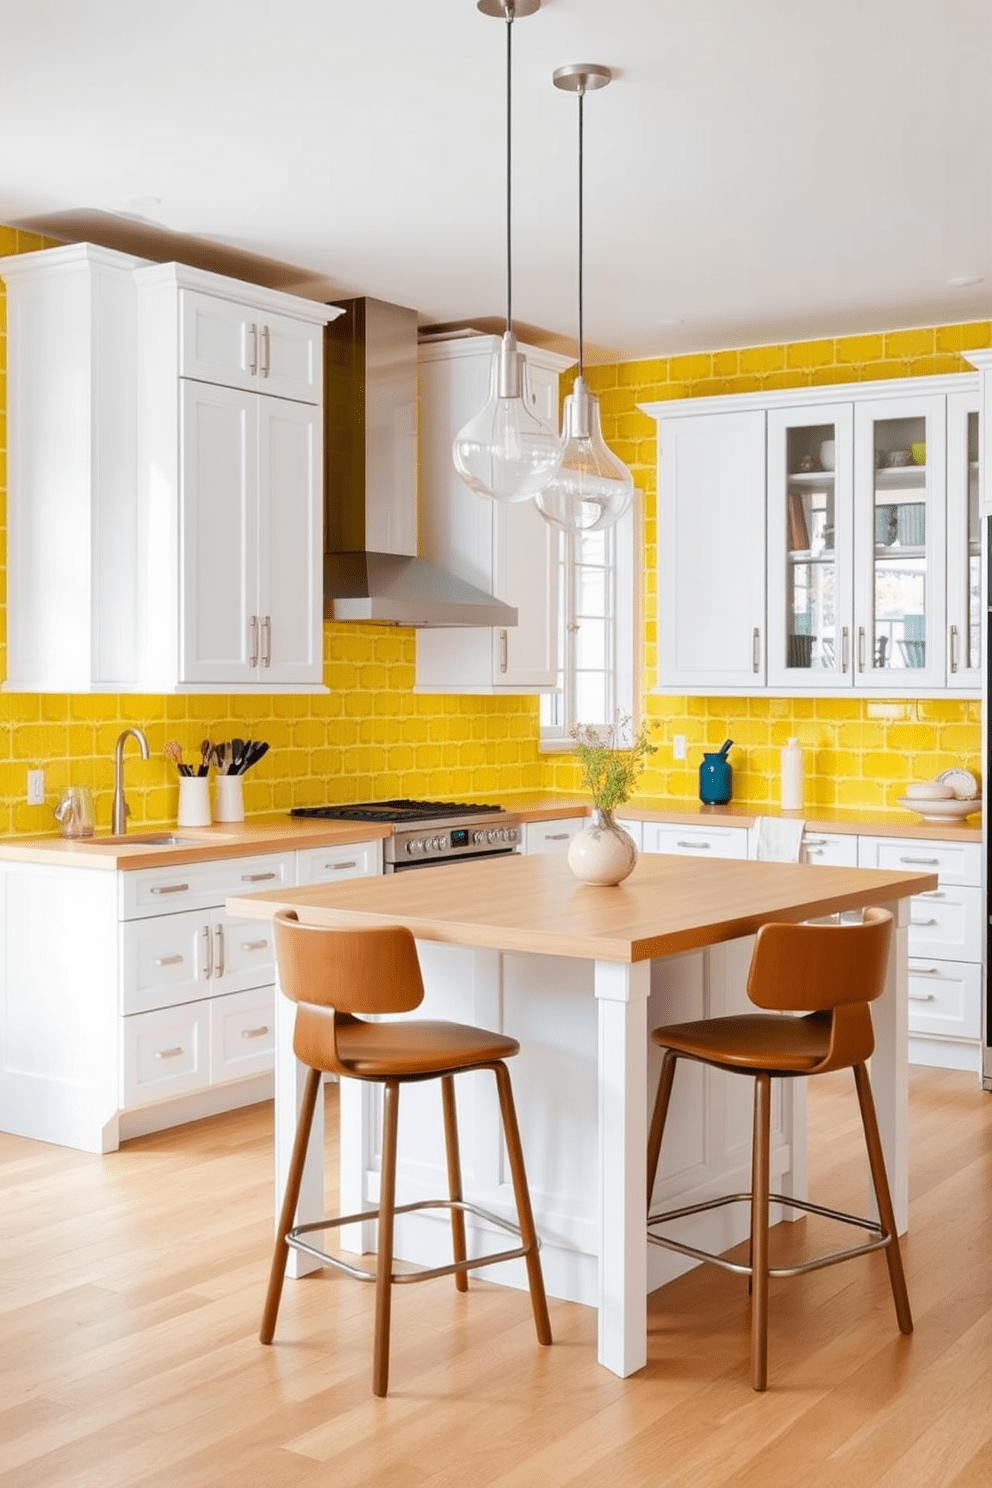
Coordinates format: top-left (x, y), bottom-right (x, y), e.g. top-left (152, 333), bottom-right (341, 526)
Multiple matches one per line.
top-left (452, 0), bottom-right (563, 504)
top-left (536, 64), bottom-right (635, 533)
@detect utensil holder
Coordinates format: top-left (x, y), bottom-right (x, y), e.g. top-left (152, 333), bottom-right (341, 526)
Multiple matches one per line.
top-left (699, 754), bottom-right (732, 805)
top-left (177, 775), bottom-right (211, 828)
top-left (213, 774), bottom-right (244, 823)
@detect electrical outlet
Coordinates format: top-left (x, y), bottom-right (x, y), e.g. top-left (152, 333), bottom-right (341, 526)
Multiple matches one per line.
top-left (27, 769), bottom-right (45, 806)
top-left (673, 734), bottom-right (687, 761)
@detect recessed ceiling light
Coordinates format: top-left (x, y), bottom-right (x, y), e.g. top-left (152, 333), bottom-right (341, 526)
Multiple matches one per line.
top-left (947, 274), bottom-right (983, 288)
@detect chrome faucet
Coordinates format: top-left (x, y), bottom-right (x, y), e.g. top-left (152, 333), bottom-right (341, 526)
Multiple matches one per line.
top-left (111, 728), bottom-right (150, 834)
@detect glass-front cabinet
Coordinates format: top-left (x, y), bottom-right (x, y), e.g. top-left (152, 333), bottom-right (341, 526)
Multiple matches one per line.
top-left (768, 386), bottom-right (979, 692)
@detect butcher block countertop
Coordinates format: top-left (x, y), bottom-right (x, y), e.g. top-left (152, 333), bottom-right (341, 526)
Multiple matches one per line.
top-left (0, 814), bottom-right (390, 871)
top-left (225, 850), bottom-right (938, 964)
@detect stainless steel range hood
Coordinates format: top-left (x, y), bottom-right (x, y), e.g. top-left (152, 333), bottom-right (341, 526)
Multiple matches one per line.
top-left (323, 297), bottom-right (518, 627)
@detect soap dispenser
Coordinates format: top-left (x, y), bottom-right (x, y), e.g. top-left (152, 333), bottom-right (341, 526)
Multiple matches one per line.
top-left (780, 737), bottom-right (804, 811)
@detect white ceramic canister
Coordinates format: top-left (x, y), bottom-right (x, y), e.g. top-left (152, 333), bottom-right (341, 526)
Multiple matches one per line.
top-left (780, 737), bottom-right (804, 812)
top-left (177, 774), bottom-right (211, 827)
top-left (213, 774), bottom-right (245, 823)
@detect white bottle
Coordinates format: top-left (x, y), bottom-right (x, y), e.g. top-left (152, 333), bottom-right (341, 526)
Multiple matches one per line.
top-left (781, 737), bottom-right (803, 812)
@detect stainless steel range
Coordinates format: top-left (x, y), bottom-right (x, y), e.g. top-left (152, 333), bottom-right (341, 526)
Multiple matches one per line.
top-left (289, 799), bottom-right (521, 872)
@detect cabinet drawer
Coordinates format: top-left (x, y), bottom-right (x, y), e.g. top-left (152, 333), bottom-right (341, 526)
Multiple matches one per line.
top-left (800, 831), bottom-right (859, 867)
top-left (121, 909), bottom-right (207, 1014)
top-left (906, 884), bottom-right (982, 962)
top-left (122, 1002), bottom-right (210, 1107)
top-left (907, 959), bottom-right (981, 1040)
top-left (120, 852), bottom-right (292, 919)
top-left (523, 818), bottom-right (586, 854)
top-left (295, 839), bottom-right (382, 884)
top-left (210, 986), bottom-right (275, 1084)
top-left (642, 823), bottom-right (749, 860)
top-left (857, 836), bottom-right (981, 886)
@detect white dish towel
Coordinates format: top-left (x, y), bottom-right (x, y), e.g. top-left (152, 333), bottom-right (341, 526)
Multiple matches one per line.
top-left (754, 816), bottom-right (806, 862)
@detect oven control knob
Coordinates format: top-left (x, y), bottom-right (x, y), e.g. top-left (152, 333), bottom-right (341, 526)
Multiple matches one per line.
top-left (487, 829), bottom-right (498, 843)
top-left (405, 838), bottom-right (420, 855)
top-left (431, 836), bottom-right (443, 851)
top-left (473, 830), bottom-right (486, 844)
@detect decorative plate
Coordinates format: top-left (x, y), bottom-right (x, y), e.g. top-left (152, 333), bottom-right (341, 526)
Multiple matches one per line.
top-left (934, 768), bottom-right (979, 800)
top-left (898, 795), bottom-right (981, 823)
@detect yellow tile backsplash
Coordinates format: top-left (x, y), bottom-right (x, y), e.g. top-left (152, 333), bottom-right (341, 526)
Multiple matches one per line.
top-left (0, 222), bottom-right (986, 836)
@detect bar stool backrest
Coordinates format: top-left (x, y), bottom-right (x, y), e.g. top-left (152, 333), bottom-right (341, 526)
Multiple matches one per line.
top-left (273, 908), bottom-right (425, 1016)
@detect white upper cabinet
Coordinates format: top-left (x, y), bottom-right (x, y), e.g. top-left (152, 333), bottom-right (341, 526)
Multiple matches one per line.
top-left (180, 288), bottom-right (322, 404)
top-left (655, 407), bottom-right (767, 690)
top-left (415, 336), bottom-right (571, 693)
top-left (0, 243), bottom-right (334, 693)
top-left (646, 373), bottom-right (981, 697)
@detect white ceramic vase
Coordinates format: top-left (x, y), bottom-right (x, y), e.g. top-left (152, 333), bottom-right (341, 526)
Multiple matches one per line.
top-left (567, 808), bottom-right (637, 886)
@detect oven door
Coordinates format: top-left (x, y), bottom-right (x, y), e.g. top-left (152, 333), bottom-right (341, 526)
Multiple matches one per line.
top-left (385, 848), bottom-right (519, 873)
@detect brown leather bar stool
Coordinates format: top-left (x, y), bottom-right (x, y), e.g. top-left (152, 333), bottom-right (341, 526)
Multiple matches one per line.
top-left (646, 906), bottom-right (912, 1391)
top-left (261, 909), bottom-right (552, 1396)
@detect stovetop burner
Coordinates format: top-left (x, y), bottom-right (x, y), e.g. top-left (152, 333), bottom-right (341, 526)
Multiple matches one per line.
top-left (289, 798), bottom-right (505, 825)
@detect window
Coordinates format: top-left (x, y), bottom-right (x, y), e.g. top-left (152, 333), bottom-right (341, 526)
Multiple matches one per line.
top-left (540, 503), bottom-right (636, 746)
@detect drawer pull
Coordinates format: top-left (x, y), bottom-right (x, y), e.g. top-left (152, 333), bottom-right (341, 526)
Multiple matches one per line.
top-left (328, 860), bottom-right (358, 871)
top-left (908, 991), bottom-right (937, 1002)
top-left (241, 1025), bottom-right (270, 1040)
top-left (151, 883), bottom-right (190, 895)
top-left (910, 917), bottom-right (939, 928)
top-left (241, 939), bottom-right (269, 953)
top-left (677, 840), bottom-right (710, 850)
top-left (155, 1046), bottom-right (185, 1060)
top-left (920, 890), bottom-right (946, 900)
top-left (153, 954), bottom-right (184, 968)
top-left (899, 856), bottom-right (940, 866)
top-left (544, 834), bottom-right (570, 842)
top-left (214, 924), bottom-right (225, 979)
top-left (240, 871), bottom-right (277, 883)
top-left (909, 964), bottom-right (941, 976)
top-left (805, 837), bottom-right (828, 847)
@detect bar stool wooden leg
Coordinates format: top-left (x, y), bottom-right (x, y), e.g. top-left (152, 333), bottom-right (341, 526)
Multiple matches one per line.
top-left (853, 1063), bottom-right (913, 1334)
top-left (260, 1064), bottom-right (322, 1345)
top-left (493, 1062), bottom-right (552, 1346)
top-left (441, 1074), bottom-right (469, 1293)
top-left (372, 1080), bottom-right (401, 1398)
top-left (647, 1050), bottom-right (678, 1209)
top-left (750, 1073), bottom-right (771, 1392)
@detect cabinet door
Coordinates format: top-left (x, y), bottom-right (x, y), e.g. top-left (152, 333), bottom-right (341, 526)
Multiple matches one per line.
top-left (766, 404), bottom-right (855, 689)
top-left (257, 397), bottom-right (322, 684)
top-left (853, 395), bottom-right (946, 690)
top-left (657, 410), bottom-right (766, 689)
top-left (180, 380), bottom-right (259, 684)
top-left (945, 390), bottom-right (982, 691)
top-left (181, 290), bottom-right (322, 404)
top-left (523, 818), bottom-right (586, 853)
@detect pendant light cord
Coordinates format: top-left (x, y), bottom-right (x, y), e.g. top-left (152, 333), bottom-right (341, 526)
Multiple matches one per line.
top-left (577, 84), bottom-right (585, 378)
top-left (504, 4), bottom-right (514, 333)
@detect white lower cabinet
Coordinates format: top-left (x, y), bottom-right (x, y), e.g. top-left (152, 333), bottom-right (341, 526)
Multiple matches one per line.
top-left (642, 821), bottom-right (749, 859)
top-left (0, 840), bottom-right (379, 1152)
top-left (523, 818), bottom-right (586, 854)
top-left (858, 834), bottom-right (982, 1072)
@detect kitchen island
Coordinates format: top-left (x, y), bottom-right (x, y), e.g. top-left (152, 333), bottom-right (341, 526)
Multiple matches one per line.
top-left (227, 850), bottom-right (936, 1377)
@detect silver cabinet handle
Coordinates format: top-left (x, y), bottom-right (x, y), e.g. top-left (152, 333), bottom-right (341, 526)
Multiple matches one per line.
top-left (910, 917), bottom-right (939, 927)
top-left (248, 323), bottom-right (258, 375)
top-left (908, 991), bottom-right (937, 1002)
top-left (241, 939), bottom-right (269, 952)
top-left (858, 626), bottom-right (866, 671)
top-left (909, 964), bottom-right (942, 976)
top-left (155, 1046), bottom-right (185, 1060)
top-left (327, 860), bottom-right (357, 871)
top-left (241, 871), bottom-right (277, 883)
top-left (214, 923), bottom-right (225, 979)
top-left (151, 882), bottom-right (190, 896)
top-left (202, 923), bottom-right (213, 979)
top-left (241, 1025), bottom-right (270, 1040)
top-left (841, 626), bottom-right (850, 673)
top-left (499, 629), bottom-right (508, 673)
top-left (261, 324), bottom-right (270, 378)
top-left (752, 628), bottom-right (761, 673)
top-left (900, 855), bottom-right (940, 866)
top-left (949, 624), bottom-right (959, 674)
top-left (545, 833), bottom-right (571, 842)
top-left (153, 954), bottom-right (184, 967)
top-left (677, 840), bottom-right (711, 850)
top-left (261, 615), bottom-right (271, 667)
top-left (249, 614), bottom-right (259, 668)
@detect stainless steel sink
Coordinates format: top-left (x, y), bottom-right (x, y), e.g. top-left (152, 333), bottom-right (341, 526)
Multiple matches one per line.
top-left (99, 833), bottom-right (203, 846)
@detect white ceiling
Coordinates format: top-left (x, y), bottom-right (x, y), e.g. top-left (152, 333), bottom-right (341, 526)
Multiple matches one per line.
top-left (3, 0), bottom-right (991, 362)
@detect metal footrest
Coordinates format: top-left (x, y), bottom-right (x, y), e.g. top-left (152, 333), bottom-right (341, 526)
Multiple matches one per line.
top-left (647, 1190), bottom-right (893, 1280)
top-left (288, 1197), bottom-right (537, 1285)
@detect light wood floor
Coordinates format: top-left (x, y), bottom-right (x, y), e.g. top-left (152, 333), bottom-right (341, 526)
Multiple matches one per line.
top-left (2, 1065), bottom-right (991, 1488)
